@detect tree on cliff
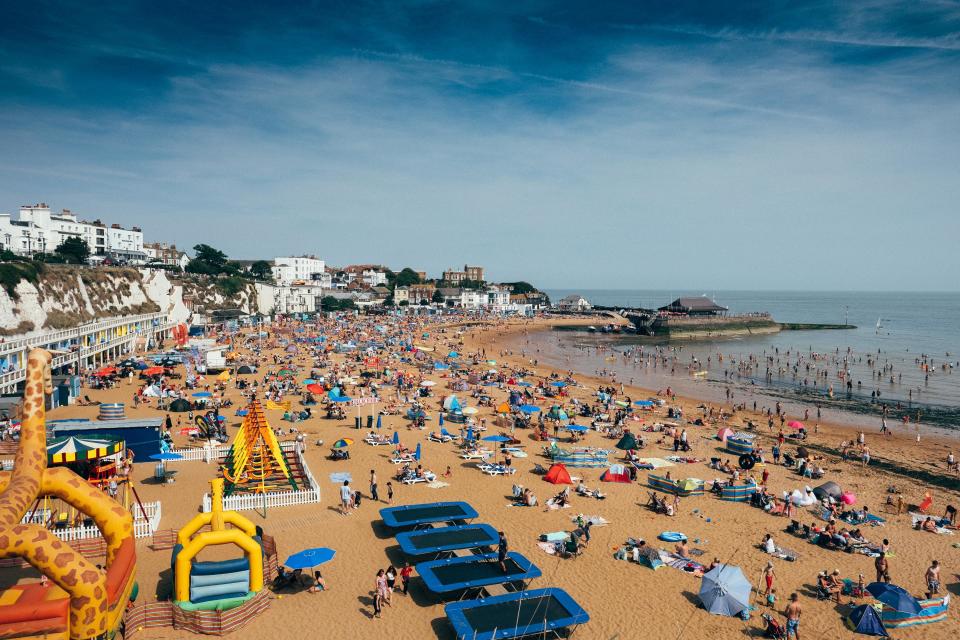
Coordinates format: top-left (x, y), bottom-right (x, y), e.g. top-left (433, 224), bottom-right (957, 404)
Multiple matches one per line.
top-left (392, 268), bottom-right (421, 288)
top-left (249, 260), bottom-right (273, 281)
top-left (186, 244), bottom-right (236, 276)
top-left (54, 237), bottom-right (90, 264)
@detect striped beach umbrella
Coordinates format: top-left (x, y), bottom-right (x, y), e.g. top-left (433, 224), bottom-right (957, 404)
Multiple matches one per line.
top-left (47, 436), bottom-right (124, 464)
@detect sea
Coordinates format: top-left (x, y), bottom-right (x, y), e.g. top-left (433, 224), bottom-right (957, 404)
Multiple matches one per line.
top-left (507, 290), bottom-right (960, 435)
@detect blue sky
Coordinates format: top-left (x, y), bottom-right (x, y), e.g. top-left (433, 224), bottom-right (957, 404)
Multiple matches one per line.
top-left (1, 1), bottom-right (958, 290)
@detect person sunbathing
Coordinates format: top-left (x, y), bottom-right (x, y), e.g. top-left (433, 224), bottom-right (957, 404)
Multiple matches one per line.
top-left (675, 540), bottom-right (689, 557)
top-left (921, 517), bottom-right (938, 532)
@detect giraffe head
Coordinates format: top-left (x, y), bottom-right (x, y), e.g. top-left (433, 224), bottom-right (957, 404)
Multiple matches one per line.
top-left (27, 348), bottom-right (53, 396)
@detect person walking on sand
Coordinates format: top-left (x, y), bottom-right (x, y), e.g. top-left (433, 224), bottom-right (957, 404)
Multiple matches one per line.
top-left (370, 469), bottom-right (379, 502)
top-left (763, 562), bottom-right (776, 597)
top-left (373, 569), bottom-right (386, 618)
top-left (875, 552), bottom-right (890, 583)
top-left (925, 560), bottom-right (940, 598)
top-left (784, 593), bottom-right (801, 639)
top-left (339, 480), bottom-right (352, 515)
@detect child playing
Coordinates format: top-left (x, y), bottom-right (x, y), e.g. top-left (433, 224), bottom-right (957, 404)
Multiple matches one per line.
top-left (386, 481), bottom-right (394, 503)
top-left (766, 587), bottom-right (777, 608)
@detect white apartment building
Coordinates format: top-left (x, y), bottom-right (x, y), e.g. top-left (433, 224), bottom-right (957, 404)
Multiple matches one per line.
top-left (271, 256), bottom-right (326, 285)
top-left (362, 269), bottom-right (388, 287)
top-left (0, 203), bottom-right (144, 261)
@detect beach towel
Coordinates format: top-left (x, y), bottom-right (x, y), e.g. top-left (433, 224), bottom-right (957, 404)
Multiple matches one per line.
top-left (911, 513), bottom-right (954, 534)
top-left (545, 499), bottom-right (572, 510)
top-left (329, 472), bottom-right (352, 483)
top-left (537, 541), bottom-right (558, 555)
top-left (658, 551), bottom-right (704, 574)
top-left (637, 457), bottom-right (675, 469)
top-left (571, 515), bottom-right (609, 527)
top-left (426, 481), bottom-right (449, 489)
top-left (539, 531), bottom-right (570, 542)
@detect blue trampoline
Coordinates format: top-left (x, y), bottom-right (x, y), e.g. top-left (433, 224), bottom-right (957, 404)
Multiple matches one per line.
top-left (445, 587), bottom-right (590, 640)
top-left (380, 501), bottom-right (478, 529)
top-left (417, 552), bottom-right (541, 598)
top-left (396, 523), bottom-right (499, 557)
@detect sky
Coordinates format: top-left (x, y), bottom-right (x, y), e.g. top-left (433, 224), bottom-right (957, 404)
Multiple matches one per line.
top-left (1, 1), bottom-right (958, 290)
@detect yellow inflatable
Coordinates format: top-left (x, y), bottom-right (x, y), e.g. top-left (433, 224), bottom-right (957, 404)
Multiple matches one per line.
top-left (172, 479), bottom-right (264, 609)
top-left (0, 349), bottom-right (137, 640)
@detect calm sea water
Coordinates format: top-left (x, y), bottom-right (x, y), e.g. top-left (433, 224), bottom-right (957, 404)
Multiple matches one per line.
top-left (520, 290), bottom-right (960, 432)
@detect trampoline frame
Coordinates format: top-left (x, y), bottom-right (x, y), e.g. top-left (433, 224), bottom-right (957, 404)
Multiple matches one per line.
top-left (396, 523), bottom-right (499, 557)
top-left (417, 551), bottom-right (541, 599)
top-left (379, 501), bottom-right (478, 529)
top-left (445, 587), bottom-right (589, 640)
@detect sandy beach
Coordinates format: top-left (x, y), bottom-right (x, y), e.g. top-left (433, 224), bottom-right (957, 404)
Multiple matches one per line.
top-left (11, 314), bottom-right (958, 640)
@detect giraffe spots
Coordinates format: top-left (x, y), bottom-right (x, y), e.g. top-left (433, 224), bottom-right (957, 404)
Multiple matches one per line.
top-left (54, 551), bottom-right (75, 568)
top-left (0, 534), bottom-right (8, 548)
top-left (94, 585), bottom-right (104, 600)
top-left (82, 606), bottom-right (97, 625)
top-left (80, 569), bottom-right (100, 585)
top-left (62, 568), bottom-right (78, 587)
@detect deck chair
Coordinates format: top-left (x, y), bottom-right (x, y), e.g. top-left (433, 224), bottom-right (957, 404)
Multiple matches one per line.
top-left (532, 463), bottom-right (548, 475)
top-left (918, 492), bottom-right (933, 514)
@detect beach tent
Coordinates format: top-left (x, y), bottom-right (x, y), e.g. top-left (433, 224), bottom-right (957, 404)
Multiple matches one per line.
top-left (846, 604), bottom-right (889, 636)
top-left (866, 583), bottom-right (922, 616)
top-left (443, 395), bottom-right (461, 411)
top-left (141, 385), bottom-right (160, 398)
top-left (813, 481), bottom-right (843, 502)
top-left (635, 546), bottom-right (663, 569)
top-left (543, 463), bottom-right (573, 485)
top-left (796, 446), bottom-right (810, 459)
top-left (237, 365), bottom-right (254, 374)
top-left (615, 433), bottom-right (638, 451)
top-left (699, 564), bottom-right (752, 617)
top-left (716, 427), bottom-right (735, 442)
top-left (168, 398), bottom-right (192, 412)
top-left (600, 464), bottom-right (631, 483)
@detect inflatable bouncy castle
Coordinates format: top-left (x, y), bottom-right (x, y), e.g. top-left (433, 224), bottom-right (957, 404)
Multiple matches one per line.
top-left (172, 478), bottom-right (264, 611)
top-left (0, 349), bottom-right (138, 640)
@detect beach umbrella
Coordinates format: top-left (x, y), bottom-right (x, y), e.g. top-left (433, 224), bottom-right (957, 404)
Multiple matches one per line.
top-left (516, 381), bottom-right (532, 387)
top-left (439, 413), bottom-right (444, 427)
top-left (168, 398), bottom-right (192, 412)
top-left (392, 431), bottom-right (400, 445)
top-left (465, 426), bottom-right (474, 442)
top-left (414, 443), bottom-right (421, 461)
top-left (442, 395), bottom-right (461, 411)
top-left (376, 415), bottom-right (382, 430)
top-left (303, 378), bottom-right (316, 384)
top-left (615, 433), bottom-right (638, 450)
top-left (448, 351), bottom-right (458, 358)
top-left (813, 481), bottom-right (843, 502)
top-left (550, 381), bottom-right (567, 388)
top-left (192, 391), bottom-right (212, 398)
top-left (329, 394), bottom-right (351, 403)
top-left (841, 492), bottom-right (857, 505)
top-left (519, 404), bottom-right (540, 414)
top-left (796, 446), bottom-right (810, 459)
top-left (565, 425), bottom-right (589, 432)
top-left (134, 361), bottom-right (149, 370)
top-left (845, 604), bottom-right (889, 637)
top-left (307, 383), bottom-right (324, 394)
top-left (278, 368), bottom-right (295, 376)
top-left (483, 435), bottom-right (511, 443)
top-left (787, 420), bottom-right (804, 429)
top-left (699, 564), bottom-right (752, 617)
top-left (419, 380), bottom-right (436, 387)
top-left (634, 400), bottom-right (654, 407)
top-left (866, 583), bottom-right (922, 615)
top-left (434, 362), bottom-right (449, 370)
top-left (496, 402), bottom-right (511, 414)
top-left (677, 478), bottom-right (703, 493)
top-left (237, 365), bottom-right (254, 374)
top-left (284, 547), bottom-right (336, 570)
top-left (143, 366), bottom-right (165, 376)
top-left (331, 438), bottom-right (353, 449)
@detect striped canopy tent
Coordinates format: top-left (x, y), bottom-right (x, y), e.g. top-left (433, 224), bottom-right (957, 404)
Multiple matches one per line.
top-left (47, 436), bottom-right (125, 464)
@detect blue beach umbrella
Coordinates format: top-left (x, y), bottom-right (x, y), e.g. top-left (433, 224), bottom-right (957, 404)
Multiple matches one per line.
top-left (285, 547), bottom-right (336, 570)
top-left (392, 431), bottom-right (400, 445)
top-left (235, 409), bottom-right (248, 417)
top-left (866, 583), bottom-right (922, 615)
top-left (519, 404), bottom-right (540, 414)
top-left (376, 414), bottom-right (382, 430)
top-left (550, 381), bottom-right (567, 388)
top-left (439, 413), bottom-right (445, 426)
top-left (329, 395), bottom-right (351, 403)
top-left (191, 391), bottom-right (212, 398)
top-left (699, 564), bottom-right (752, 617)
top-left (565, 425), bottom-right (589, 432)
top-left (303, 378), bottom-right (316, 385)
top-left (465, 426), bottom-right (474, 442)
top-left (414, 443), bottom-right (421, 461)
top-left (448, 351), bottom-right (458, 358)
top-left (434, 362), bottom-right (449, 370)
top-left (516, 381), bottom-right (532, 387)
top-left (634, 400), bottom-right (654, 407)
top-left (482, 435), bottom-right (511, 443)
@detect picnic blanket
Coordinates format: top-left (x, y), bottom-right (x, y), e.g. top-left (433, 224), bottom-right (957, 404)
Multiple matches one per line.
top-left (571, 515), bottom-right (609, 527)
top-left (657, 551), bottom-right (704, 574)
top-left (911, 513), bottom-right (955, 534)
top-left (636, 457), bottom-right (675, 469)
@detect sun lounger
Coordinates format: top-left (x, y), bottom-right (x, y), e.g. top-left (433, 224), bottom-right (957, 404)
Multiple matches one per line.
top-left (401, 471), bottom-right (437, 485)
top-left (478, 463), bottom-right (516, 476)
top-left (364, 435), bottom-right (391, 446)
top-left (459, 450), bottom-right (491, 460)
top-left (391, 455), bottom-right (416, 464)
top-left (428, 432), bottom-right (453, 443)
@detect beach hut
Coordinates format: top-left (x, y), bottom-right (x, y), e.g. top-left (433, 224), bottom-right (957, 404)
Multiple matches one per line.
top-left (845, 604), bottom-right (889, 636)
top-left (600, 464), bottom-right (631, 483)
top-left (543, 464), bottom-right (573, 485)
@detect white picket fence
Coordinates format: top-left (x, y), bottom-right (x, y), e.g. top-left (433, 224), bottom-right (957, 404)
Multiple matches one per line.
top-left (200, 442), bottom-right (320, 513)
top-left (171, 439), bottom-right (299, 463)
top-left (18, 500), bottom-right (162, 540)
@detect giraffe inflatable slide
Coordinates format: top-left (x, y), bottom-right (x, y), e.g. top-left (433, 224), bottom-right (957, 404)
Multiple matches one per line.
top-left (0, 349), bottom-right (137, 640)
